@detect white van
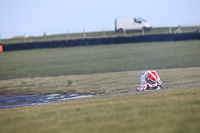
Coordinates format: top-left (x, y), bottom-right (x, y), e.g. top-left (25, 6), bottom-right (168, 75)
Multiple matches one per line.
top-left (115, 17), bottom-right (152, 32)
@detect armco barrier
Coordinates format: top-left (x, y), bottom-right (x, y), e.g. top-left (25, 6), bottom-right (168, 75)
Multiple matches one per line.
top-left (2, 33), bottom-right (200, 52)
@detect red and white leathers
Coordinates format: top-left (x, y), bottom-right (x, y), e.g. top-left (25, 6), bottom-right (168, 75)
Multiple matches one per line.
top-left (140, 70), bottom-right (163, 91)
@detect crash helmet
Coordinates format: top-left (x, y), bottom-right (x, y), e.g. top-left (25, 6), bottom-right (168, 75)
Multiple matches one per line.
top-left (147, 71), bottom-right (158, 87)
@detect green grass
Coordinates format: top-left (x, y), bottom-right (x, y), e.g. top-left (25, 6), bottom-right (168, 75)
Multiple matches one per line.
top-left (0, 40), bottom-right (200, 133)
top-left (0, 40), bottom-right (200, 79)
top-left (0, 88), bottom-right (200, 133)
top-left (1, 26), bottom-right (199, 44)
top-left (0, 67), bottom-right (199, 95)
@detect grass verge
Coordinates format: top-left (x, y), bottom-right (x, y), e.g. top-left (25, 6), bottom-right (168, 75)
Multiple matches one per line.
top-left (1, 26), bottom-right (199, 44)
top-left (0, 88), bottom-right (200, 133)
top-left (0, 40), bottom-right (200, 79)
top-left (0, 38), bottom-right (200, 132)
top-left (0, 67), bottom-right (199, 95)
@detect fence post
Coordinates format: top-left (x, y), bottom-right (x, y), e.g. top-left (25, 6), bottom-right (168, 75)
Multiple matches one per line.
top-left (83, 29), bottom-right (86, 38)
top-left (0, 34), bottom-right (1, 43)
top-left (169, 27), bottom-right (172, 33)
top-left (44, 32), bottom-right (46, 41)
top-left (124, 29), bottom-right (126, 36)
top-left (142, 28), bottom-right (145, 35)
top-left (66, 30), bottom-right (69, 39)
top-left (103, 29), bottom-right (106, 37)
top-left (23, 33), bottom-right (26, 42)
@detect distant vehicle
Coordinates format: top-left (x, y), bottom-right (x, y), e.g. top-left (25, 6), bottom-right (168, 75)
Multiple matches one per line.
top-left (115, 17), bottom-right (152, 32)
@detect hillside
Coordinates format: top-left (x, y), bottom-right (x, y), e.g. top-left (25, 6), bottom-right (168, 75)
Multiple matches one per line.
top-left (1, 26), bottom-right (199, 44)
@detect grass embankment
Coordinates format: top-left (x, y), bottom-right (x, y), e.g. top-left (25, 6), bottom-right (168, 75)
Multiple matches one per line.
top-left (0, 88), bottom-right (200, 133)
top-left (1, 26), bottom-right (199, 44)
top-left (0, 40), bottom-right (200, 79)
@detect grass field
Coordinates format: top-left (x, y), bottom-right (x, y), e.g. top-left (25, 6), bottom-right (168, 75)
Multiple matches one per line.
top-left (1, 26), bottom-right (200, 44)
top-left (0, 88), bottom-right (200, 133)
top-left (0, 67), bottom-right (199, 95)
top-left (0, 40), bottom-right (200, 133)
top-left (0, 40), bottom-right (200, 79)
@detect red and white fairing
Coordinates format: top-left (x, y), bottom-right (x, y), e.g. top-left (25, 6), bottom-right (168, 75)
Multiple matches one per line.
top-left (140, 70), bottom-right (163, 90)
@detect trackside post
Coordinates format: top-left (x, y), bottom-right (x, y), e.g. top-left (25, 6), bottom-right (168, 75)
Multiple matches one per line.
top-left (0, 45), bottom-right (3, 52)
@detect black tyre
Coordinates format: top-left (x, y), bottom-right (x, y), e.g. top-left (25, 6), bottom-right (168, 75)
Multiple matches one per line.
top-left (118, 28), bottom-right (124, 33)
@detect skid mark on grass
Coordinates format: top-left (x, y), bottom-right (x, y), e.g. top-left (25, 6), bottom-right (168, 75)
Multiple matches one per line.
top-left (0, 94), bottom-right (94, 109)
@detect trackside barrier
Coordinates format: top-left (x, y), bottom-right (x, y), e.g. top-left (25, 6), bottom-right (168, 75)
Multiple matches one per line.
top-left (0, 45), bottom-right (3, 52)
top-left (2, 33), bottom-right (200, 52)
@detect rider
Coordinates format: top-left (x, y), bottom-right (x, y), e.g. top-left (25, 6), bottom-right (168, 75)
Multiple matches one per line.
top-left (137, 70), bottom-right (163, 91)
